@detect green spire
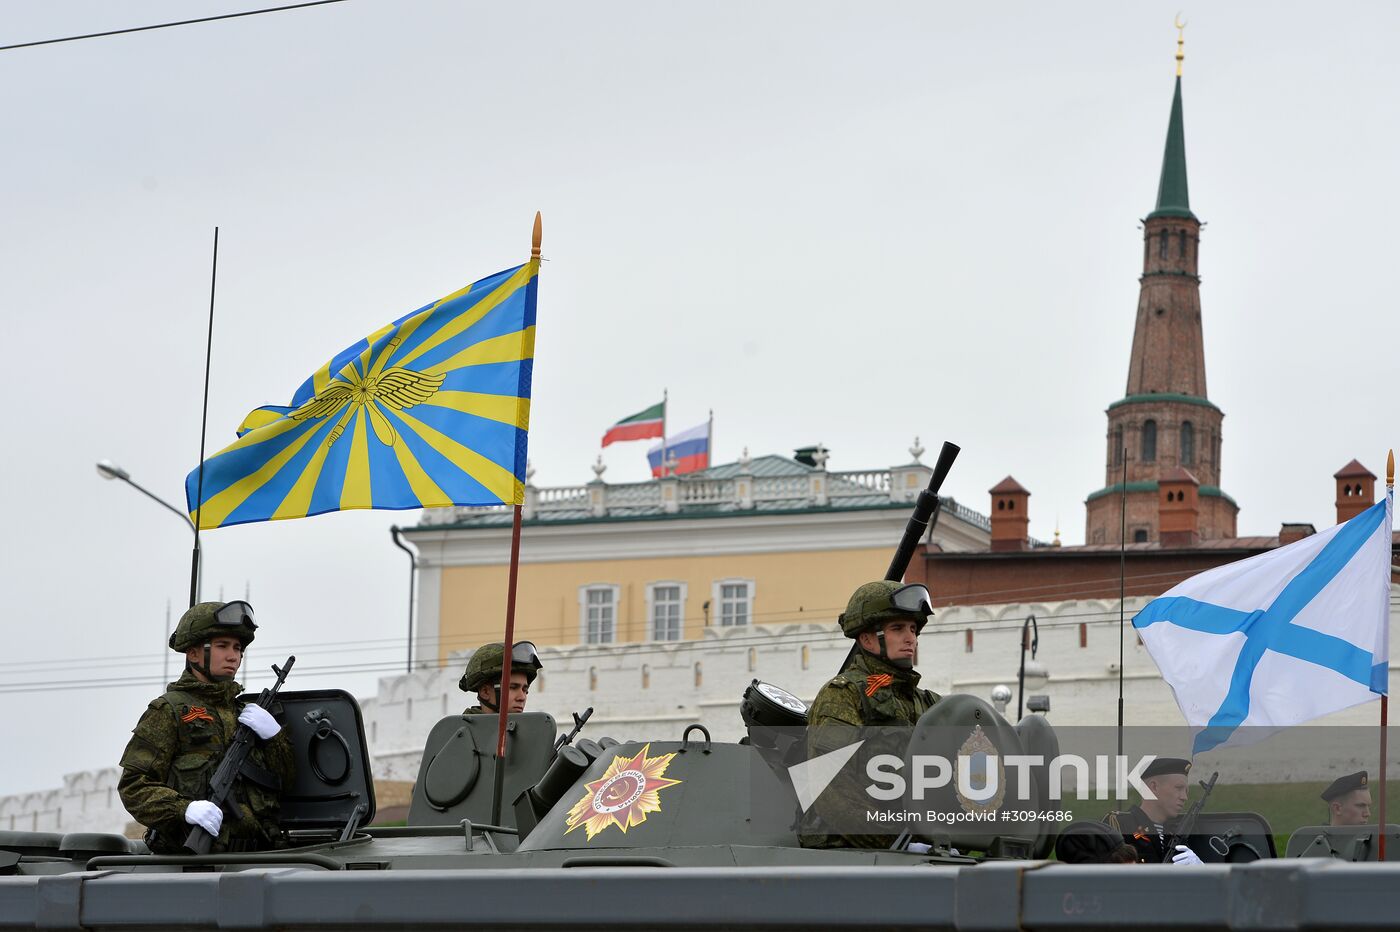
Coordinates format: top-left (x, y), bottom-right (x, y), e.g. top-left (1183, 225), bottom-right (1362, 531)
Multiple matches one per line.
top-left (1148, 77), bottom-right (1196, 221)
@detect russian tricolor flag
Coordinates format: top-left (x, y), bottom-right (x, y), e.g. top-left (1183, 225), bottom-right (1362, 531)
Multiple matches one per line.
top-left (647, 421), bottom-right (711, 477)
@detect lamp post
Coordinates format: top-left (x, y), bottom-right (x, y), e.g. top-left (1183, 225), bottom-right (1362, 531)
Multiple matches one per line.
top-left (1017, 613), bottom-right (1048, 721)
top-left (97, 459), bottom-right (200, 602)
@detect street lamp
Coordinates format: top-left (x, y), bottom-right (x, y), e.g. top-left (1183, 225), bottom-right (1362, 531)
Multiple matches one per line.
top-left (1017, 613), bottom-right (1049, 721)
top-left (96, 459), bottom-right (200, 603)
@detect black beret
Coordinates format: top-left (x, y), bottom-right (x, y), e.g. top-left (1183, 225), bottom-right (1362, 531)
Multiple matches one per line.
top-left (1321, 771), bottom-right (1369, 802)
top-left (1056, 821), bottom-right (1125, 864)
top-left (1142, 757), bottom-right (1191, 780)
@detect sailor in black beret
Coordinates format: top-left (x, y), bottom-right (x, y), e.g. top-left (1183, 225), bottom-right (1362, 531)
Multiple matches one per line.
top-left (1103, 756), bottom-right (1200, 864)
top-left (1322, 771), bottom-right (1371, 826)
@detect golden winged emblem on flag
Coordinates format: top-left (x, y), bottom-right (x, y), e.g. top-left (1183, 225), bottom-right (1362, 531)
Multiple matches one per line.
top-left (289, 366), bottom-right (445, 448)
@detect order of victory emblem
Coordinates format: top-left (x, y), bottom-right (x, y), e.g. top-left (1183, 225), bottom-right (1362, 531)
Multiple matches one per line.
top-left (564, 744), bottom-right (683, 840)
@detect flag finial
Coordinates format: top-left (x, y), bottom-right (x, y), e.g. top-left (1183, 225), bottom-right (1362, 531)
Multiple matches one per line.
top-left (1174, 13), bottom-right (1187, 77)
top-left (531, 212), bottom-right (542, 258)
top-left (1387, 449), bottom-right (1394, 489)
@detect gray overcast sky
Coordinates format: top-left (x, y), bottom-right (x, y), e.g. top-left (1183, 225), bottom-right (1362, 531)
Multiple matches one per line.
top-left (1, 1), bottom-right (1396, 796)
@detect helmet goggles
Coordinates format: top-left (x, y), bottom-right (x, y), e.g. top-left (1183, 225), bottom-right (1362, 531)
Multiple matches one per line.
top-left (870, 584), bottom-right (933, 631)
top-left (214, 600), bottom-right (257, 633)
top-left (510, 640), bottom-right (541, 668)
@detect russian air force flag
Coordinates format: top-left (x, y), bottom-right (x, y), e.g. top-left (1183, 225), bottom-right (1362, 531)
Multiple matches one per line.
top-left (1134, 492), bottom-right (1393, 753)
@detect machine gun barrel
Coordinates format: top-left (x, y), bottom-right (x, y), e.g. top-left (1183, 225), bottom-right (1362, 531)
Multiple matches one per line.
top-left (183, 655), bottom-right (296, 855)
top-left (884, 441), bottom-right (960, 582)
top-left (1162, 770), bottom-right (1219, 863)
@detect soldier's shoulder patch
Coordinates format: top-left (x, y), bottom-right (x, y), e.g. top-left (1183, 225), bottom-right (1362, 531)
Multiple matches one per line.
top-left (827, 675), bottom-right (852, 689)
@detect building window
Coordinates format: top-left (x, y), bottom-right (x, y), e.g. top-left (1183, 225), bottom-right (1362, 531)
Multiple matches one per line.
top-left (1179, 230), bottom-right (1187, 259)
top-left (713, 579), bottom-right (754, 627)
top-left (1180, 421), bottom-right (1195, 466)
top-left (579, 585), bottom-right (619, 644)
top-left (964, 629), bottom-right (974, 653)
top-left (1079, 623), bottom-right (1088, 648)
top-left (1134, 529), bottom-right (1148, 543)
top-left (1141, 419), bottom-right (1157, 462)
top-left (1113, 427), bottom-right (1123, 465)
top-left (647, 582), bottom-right (686, 641)
top-left (1159, 229), bottom-right (1169, 259)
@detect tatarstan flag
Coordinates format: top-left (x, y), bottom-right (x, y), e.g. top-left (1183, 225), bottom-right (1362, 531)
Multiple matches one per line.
top-left (602, 402), bottom-right (664, 446)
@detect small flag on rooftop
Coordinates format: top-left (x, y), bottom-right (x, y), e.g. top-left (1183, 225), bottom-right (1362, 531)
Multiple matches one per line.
top-left (602, 401), bottom-right (665, 447)
top-left (648, 421), bottom-right (711, 477)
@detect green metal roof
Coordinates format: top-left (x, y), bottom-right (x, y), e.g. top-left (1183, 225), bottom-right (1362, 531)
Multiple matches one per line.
top-left (1085, 480), bottom-right (1238, 508)
top-left (1147, 77), bottom-right (1198, 222)
top-left (1106, 393), bottom-right (1221, 413)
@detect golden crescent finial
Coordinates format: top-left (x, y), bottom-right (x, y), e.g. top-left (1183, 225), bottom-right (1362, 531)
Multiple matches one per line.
top-left (531, 211), bottom-right (542, 258)
top-left (1174, 13), bottom-right (1187, 77)
top-left (1387, 448), bottom-right (1394, 489)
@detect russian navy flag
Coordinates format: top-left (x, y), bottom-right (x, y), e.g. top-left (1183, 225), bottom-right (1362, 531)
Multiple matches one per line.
top-left (1135, 491), bottom-right (1392, 753)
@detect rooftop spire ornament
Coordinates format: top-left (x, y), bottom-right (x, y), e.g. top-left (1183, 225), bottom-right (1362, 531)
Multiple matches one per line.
top-left (1174, 12), bottom-right (1187, 76)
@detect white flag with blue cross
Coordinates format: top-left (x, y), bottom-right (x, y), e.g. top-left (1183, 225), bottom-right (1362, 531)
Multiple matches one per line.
top-left (1134, 492), bottom-right (1392, 754)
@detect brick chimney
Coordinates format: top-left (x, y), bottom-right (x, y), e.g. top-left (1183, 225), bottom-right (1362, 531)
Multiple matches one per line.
top-left (989, 476), bottom-right (1030, 552)
top-left (1158, 467), bottom-right (1200, 548)
top-left (1334, 459), bottom-right (1376, 524)
top-left (1278, 523), bottom-right (1317, 546)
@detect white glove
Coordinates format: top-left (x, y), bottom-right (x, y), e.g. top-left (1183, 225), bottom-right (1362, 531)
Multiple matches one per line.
top-left (1171, 844), bottom-right (1202, 865)
top-left (906, 842), bottom-right (932, 854)
top-left (238, 704), bottom-right (281, 740)
top-left (184, 800), bottom-right (223, 836)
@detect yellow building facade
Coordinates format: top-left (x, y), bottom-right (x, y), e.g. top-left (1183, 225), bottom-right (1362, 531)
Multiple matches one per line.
top-left (402, 453), bottom-right (992, 666)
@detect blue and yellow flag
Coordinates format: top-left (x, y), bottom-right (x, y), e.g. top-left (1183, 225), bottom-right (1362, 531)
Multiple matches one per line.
top-left (185, 260), bottom-right (539, 529)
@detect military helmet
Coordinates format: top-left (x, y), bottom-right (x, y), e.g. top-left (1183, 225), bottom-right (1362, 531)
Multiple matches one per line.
top-left (459, 640), bottom-right (543, 693)
top-left (169, 601), bottom-right (258, 652)
top-left (837, 581), bottom-right (933, 638)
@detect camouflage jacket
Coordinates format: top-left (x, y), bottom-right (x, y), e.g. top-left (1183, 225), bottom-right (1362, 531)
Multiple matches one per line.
top-left (118, 671), bottom-right (295, 853)
top-left (800, 651), bottom-right (940, 850)
top-left (463, 705), bottom-right (488, 715)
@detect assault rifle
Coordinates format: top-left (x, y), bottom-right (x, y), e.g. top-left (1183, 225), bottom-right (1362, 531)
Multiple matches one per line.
top-left (553, 706), bottom-right (594, 758)
top-left (1161, 769), bottom-right (1219, 863)
top-left (183, 655), bottom-right (296, 854)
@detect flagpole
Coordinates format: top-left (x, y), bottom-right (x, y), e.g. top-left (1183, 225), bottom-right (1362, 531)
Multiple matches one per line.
top-left (1381, 449), bottom-right (1393, 860)
top-left (661, 388), bottom-right (669, 477)
top-left (189, 226), bottom-right (219, 609)
top-left (490, 213), bottom-right (541, 826)
top-left (1117, 444), bottom-right (1127, 795)
top-left (708, 408), bottom-right (714, 470)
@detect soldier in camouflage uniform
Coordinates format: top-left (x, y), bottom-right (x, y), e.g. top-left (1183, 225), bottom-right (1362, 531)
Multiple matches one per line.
top-left (800, 580), bottom-right (940, 849)
top-left (118, 601), bottom-right (295, 853)
top-left (459, 641), bottom-right (543, 714)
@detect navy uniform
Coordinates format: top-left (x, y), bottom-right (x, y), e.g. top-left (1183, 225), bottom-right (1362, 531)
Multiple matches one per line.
top-left (1103, 757), bottom-right (1192, 863)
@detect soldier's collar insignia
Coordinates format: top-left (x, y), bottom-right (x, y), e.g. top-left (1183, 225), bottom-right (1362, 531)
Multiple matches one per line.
top-left (564, 743), bottom-right (682, 840)
top-left (864, 673), bottom-right (893, 697)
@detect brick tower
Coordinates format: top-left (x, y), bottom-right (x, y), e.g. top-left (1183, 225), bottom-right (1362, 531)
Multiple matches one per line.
top-left (1085, 56), bottom-right (1239, 545)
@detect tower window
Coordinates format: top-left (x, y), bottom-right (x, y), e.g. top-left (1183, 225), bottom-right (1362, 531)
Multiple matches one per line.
top-left (1134, 529), bottom-right (1149, 543)
top-left (1159, 230), bottom-right (1169, 259)
top-left (1113, 427), bottom-right (1124, 465)
top-left (1142, 420), bottom-right (1157, 462)
top-left (1181, 421), bottom-right (1195, 466)
top-left (1179, 230), bottom-right (1187, 259)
